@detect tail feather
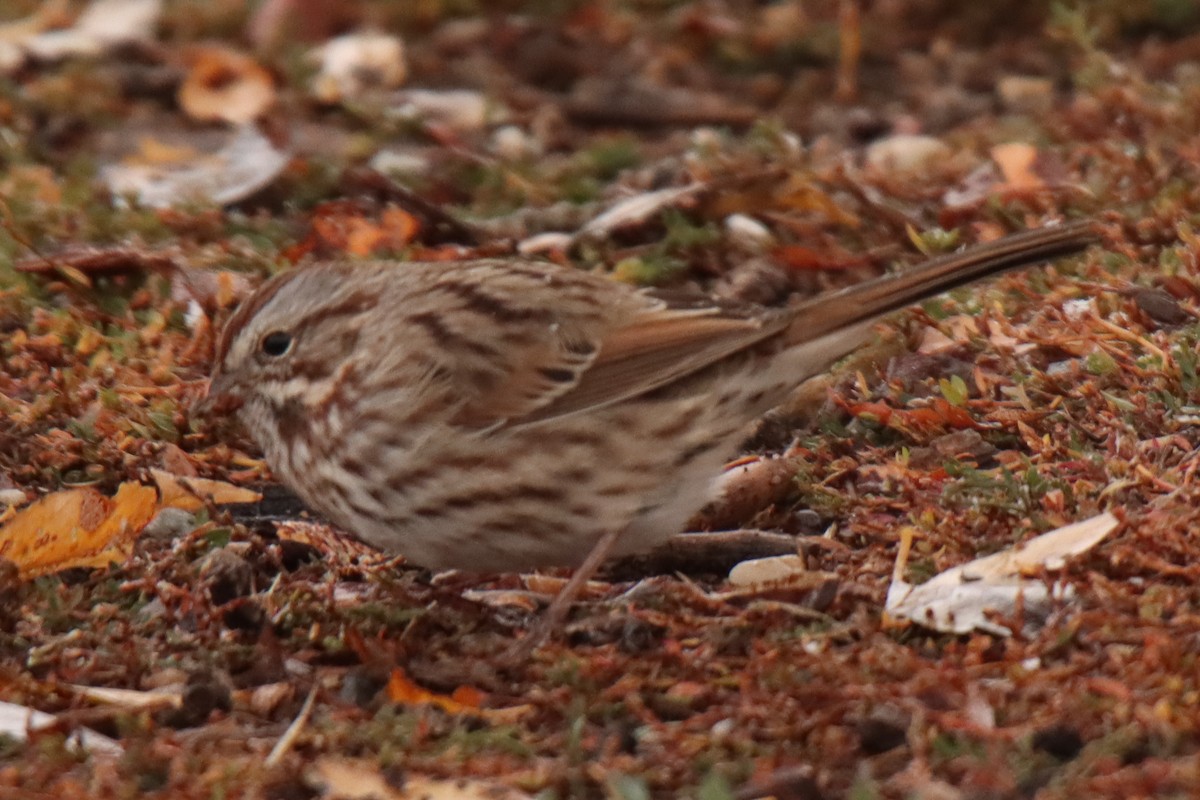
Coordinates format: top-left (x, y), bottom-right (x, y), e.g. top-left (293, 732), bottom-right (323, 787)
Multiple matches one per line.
top-left (785, 219), bottom-right (1100, 346)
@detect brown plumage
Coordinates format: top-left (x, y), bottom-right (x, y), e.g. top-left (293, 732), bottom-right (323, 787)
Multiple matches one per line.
top-left (205, 220), bottom-right (1097, 571)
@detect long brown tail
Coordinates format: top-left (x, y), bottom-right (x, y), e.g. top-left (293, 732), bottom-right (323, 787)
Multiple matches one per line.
top-left (785, 219), bottom-right (1100, 345)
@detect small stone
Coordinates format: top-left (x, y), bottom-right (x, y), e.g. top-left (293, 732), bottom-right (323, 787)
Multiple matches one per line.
top-left (518, 232), bottom-right (573, 255)
top-left (1032, 724), bottom-right (1084, 760)
top-left (490, 125), bottom-right (542, 160)
top-left (368, 148), bottom-right (430, 179)
top-left (728, 554), bottom-right (807, 587)
top-left (340, 666), bottom-right (389, 708)
top-left (142, 507), bottom-right (197, 540)
top-left (714, 257), bottom-right (791, 305)
top-left (135, 598), bottom-right (168, 623)
top-left (724, 213), bottom-right (774, 250)
top-left (310, 32), bottom-right (407, 104)
top-left (249, 682), bottom-right (293, 718)
top-left (792, 509), bottom-right (823, 533)
top-left (198, 548), bottom-right (254, 605)
top-left (159, 672), bottom-right (232, 729)
top-left (865, 134), bottom-right (951, 175)
top-left (858, 706), bottom-right (911, 754)
top-left (388, 89), bottom-right (490, 132)
top-left (1134, 287), bottom-right (1190, 326)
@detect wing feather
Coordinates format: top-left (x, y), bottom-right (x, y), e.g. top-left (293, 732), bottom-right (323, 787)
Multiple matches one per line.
top-left (399, 262), bottom-right (785, 429)
top-left (515, 308), bottom-right (786, 424)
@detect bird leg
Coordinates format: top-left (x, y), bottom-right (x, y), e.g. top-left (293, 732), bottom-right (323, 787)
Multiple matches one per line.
top-left (506, 524), bottom-right (626, 661)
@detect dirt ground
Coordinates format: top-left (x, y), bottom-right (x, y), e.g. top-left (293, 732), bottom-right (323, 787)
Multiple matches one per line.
top-left (2, 1), bottom-right (1200, 798)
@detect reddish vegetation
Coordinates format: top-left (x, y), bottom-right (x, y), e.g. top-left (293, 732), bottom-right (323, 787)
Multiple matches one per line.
top-left (2, 1), bottom-right (1200, 797)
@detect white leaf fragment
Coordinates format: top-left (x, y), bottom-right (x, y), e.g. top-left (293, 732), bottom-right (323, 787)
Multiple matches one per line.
top-left (579, 186), bottom-right (702, 238)
top-left (310, 32), bottom-right (407, 104)
top-left (101, 125), bottom-right (289, 208)
top-left (0, 700), bottom-right (123, 756)
top-left (886, 512), bottom-right (1118, 635)
top-left (23, 0), bottom-right (161, 60)
top-left (386, 89), bottom-right (490, 132)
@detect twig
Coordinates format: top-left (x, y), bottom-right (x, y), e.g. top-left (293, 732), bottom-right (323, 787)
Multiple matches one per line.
top-left (265, 684), bottom-right (318, 767)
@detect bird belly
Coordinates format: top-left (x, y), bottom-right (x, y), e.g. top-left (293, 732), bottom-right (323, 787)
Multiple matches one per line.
top-left (290, 397), bottom-right (746, 571)
top-left (268, 337), bottom-right (851, 572)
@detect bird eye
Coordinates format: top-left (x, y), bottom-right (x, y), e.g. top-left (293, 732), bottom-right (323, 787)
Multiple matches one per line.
top-left (259, 331), bottom-right (293, 357)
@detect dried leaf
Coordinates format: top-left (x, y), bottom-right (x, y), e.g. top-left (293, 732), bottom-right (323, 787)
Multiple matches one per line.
top-left (0, 0), bottom-right (71, 44)
top-left (460, 588), bottom-right (543, 612)
top-left (578, 186), bottom-right (703, 239)
top-left (0, 700), bottom-right (123, 756)
top-left (151, 469), bottom-right (261, 511)
top-left (917, 326), bottom-right (956, 355)
top-left (386, 667), bottom-right (483, 714)
top-left (179, 45), bottom-right (275, 125)
top-left (770, 244), bottom-right (865, 272)
top-left (886, 512), bottom-right (1119, 635)
top-left (101, 125), bottom-right (289, 208)
top-left (310, 32), bottom-right (407, 104)
top-left (0, 483), bottom-right (157, 579)
top-left (311, 204), bottom-right (421, 256)
top-left (388, 89), bottom-right (489, 133)
top-left (991, 142), bottom-right (1042, 190)
top-left (520, 572), bottom-right (609, 598)
top-left (21, 0), bottom-right (160, 61)
top-left (170, 268), bottom-right (254, 315)
top-left (0, 164), bottom-right (62, 205)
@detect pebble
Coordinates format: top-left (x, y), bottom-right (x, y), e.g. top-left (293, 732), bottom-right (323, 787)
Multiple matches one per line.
top-left (490, 125), bottom-right (542, 160)
top-left (142, 507), bottom-right (196, 540)
top-left (724, 213), bottom-right (774, 250)
top-left (310, 33), bottom-right (407, 103)
top-left (368, 148), bottom-right (430, 179)
top-left (728, 554), bottom-right (807, 587)
top-left (864, 134), bottom-right (951, 175)
top-left (388, 89), bottom-right (490, 132)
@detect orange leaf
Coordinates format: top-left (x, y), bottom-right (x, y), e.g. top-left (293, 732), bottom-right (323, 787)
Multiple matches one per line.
top-left (0, 483), bottom-right (158, 579)
top-left (178, 45), bottom-right (276, 125)
top-left (345, 218), bottom-right (385, 257)
top-left (386, 668), bottom-right (483, 713)
top-left (991, 142), bottom-right (1042, 190)
top-left (317, 206), bottom-right (421, 257)
top-left (844, 400), bottom-right (894, 425)
top-left (0, 164), bottom-right (62, 205)
top-left (450, 685), bottom-right (486, 707)
top-left (311, 214), bottom-right (351, 249)
top-left (771, 245), bottom-right (864, 272)
top-left (151, 469), bottom-right (262, 511)
top-left (378, 206), bottom-right (420, 247)
top-left (923, 398), bottom-right (976, 429)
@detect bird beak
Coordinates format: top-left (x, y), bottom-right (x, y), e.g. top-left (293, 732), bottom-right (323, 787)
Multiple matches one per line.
top-left (194, 372), bottom-right (243, 417)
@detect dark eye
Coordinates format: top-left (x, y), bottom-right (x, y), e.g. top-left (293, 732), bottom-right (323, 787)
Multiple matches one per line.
top-left (259, 331), bottom-right (293, 357)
